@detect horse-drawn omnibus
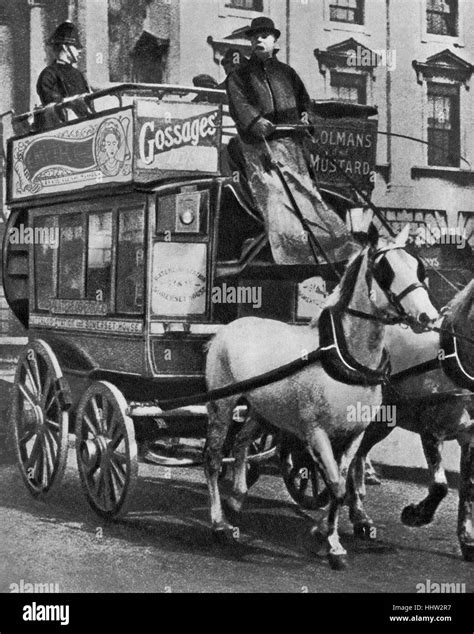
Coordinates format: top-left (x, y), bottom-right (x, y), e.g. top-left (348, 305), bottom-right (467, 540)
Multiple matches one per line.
top-left (2, 83), bottom-right (379, 519)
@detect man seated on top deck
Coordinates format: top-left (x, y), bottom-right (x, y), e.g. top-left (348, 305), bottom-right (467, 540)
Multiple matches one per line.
top-left (226, 17), bottom-right (355, 265)
top-left (36, 21), bottom-right (90, 123)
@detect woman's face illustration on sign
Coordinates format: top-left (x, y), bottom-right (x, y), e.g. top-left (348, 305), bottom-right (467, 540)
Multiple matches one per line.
top-left (96, 119), bottom-right (125, 176)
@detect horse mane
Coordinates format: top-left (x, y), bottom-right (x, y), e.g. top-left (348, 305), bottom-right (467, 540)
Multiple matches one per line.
top-left (443, 279), bottom-right (474, 324)
top-left (310, 249), bottom-right (365, 327)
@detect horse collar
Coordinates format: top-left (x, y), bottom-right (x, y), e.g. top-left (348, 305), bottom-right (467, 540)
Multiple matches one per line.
top-left (319, 308), bottom-right (391, 386)
top-left (439, 316), bottom-right (474, 391)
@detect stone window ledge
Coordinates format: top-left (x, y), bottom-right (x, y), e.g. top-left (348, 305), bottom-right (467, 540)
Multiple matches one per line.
top-left (411, 166), bottom-right (474, 183)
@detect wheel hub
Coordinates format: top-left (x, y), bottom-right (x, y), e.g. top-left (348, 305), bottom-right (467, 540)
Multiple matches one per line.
top-left (80, 435), bottom-right (111, 470)
top-left (23, 404), bottom-right (45, 429)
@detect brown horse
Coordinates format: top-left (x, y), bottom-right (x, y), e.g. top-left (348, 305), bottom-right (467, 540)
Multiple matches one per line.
top-left (347, 280), bottom-right (474, 561)
top-left (204, 224), bottom-right (439, 569)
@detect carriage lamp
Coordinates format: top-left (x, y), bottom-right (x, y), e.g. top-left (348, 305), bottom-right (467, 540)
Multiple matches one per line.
top-left (175, 193), bottom-right (201, 233)
top-left (179, 209), bottom-right (195, 226)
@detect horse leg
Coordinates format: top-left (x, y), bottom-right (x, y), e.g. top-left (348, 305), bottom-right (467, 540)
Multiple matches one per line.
top-left (457, 415), bottom-right (474, 561)
top-left (306, 427), bottom-right (348, 570)
top-left (225, 415), bottom-right (263, 519)
top-left (348, 420), bottom-right (393, 539)
top-left (401, 432), bottom-right (448, 527)
top-left (204, 400), bottom-right (237, 540)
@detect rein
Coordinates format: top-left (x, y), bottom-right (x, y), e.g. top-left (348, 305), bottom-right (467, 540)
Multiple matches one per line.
top-left (146, 250), bottom-right (406, 410)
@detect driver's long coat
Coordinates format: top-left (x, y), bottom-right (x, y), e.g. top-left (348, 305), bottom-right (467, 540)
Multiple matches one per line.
top-left (226, 54), bottom-right (311, 143)
top-left (226, 54), bottom-right (354, 264)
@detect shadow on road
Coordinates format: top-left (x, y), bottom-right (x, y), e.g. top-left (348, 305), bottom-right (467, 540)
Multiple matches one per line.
top-left (0, 454), bottom-right (465, 569)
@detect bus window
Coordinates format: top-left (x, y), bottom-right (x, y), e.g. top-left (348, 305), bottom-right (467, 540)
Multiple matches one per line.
top-left (87, 212), bottom-right (112, 303)
top-left (34, 216), bottom-right (58, 310)
top-left (58, 213), bottom-right (85, 299)
top-left (116, 207), bottom-right (145, 313)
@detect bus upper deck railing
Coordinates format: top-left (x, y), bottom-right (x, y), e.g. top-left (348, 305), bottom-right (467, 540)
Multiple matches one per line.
top-left (7, 83), bottom-right (228, 137)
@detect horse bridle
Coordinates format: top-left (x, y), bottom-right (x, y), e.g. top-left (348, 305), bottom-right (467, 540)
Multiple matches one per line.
top-left (345, 245), bottom-right (429, 326)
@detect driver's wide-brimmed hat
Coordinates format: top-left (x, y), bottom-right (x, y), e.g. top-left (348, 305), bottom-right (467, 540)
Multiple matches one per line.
top-left (244, 17), bottom-right (281, 39)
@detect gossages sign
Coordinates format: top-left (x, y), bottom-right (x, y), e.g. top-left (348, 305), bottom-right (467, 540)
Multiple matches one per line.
top-left (135, 100), bottom-right (222, 181)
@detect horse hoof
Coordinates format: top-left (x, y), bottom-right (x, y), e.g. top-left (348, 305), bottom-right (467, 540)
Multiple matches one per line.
top-left (328, 553), bottom-right (348, 571)
top-left (212, 527), bottom-right (239, 546)
top-left (401, 504), bottom-right (427, 527)
top-left (354, 523), bottom-right (376, 540)
top-left (461, 543), bottom-right (474, 562)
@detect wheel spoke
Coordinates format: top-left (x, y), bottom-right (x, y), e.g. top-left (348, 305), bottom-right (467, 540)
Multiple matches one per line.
top-left (110, 431), bottom-right (124, 452)
top-left (90, 396), bottom-right (103, 434)
top-left (92, 466), bottom-right (105, 498)
top-left (102, 464), bottom-right (113, 510)
top-left (18, 383), bottom-right (36, 409)
top-left (108, 466), bottom-right (122, 506)
top-left (102, 398), bottom-right (110, 430)
top-left (109, 455), bottom-right (126, 485)
top-left (27, 354), bottom-right (42, 399)
top-left (83, 413), bottom-right (98, 438)
top-left (35, 443), bottom-right (45, 488)
top-left (43, 425), bottom-right (59, 452)
top-left (108, 413), bottom-right (119, 442)
top-left (41, 433), bottom-right (54, 482)
top-left (45, 391), bottom-right (58, 413)
top-left (25, 434), bottom-right (42, 470)
top-left (19, 429), bottom-right (36, 446)
top-left (45, 418), bottom-right (61, 431)
top-left (41, 373), bottom-right (53, 409)
top-left (23, 361), bottom-right (39, 398)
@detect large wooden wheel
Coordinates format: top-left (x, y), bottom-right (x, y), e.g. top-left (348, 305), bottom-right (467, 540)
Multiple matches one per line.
top-left (246, 431), bottom-right (277, 488)
top-left (11, 340), bottom-right (71, 497)
top-left (75, 381), bottom-right (138, 520)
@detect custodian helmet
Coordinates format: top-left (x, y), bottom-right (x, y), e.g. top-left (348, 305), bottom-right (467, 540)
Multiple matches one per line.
top-left (48, 21), bottom-right (82, 48)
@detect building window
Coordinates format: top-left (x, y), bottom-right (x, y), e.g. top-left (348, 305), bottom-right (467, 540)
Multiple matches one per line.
top-left (426, 0), bottom-right (458, 37)
top-left (329, 0), bottom-right (364, 24)
top-left (225, 0), bottom-right (263, 11)
top-left (330, 72), bottom-right (366, 104)
top-left (131, 32), bottom-right (169, 84)
top-left (427, 83), bottom-right (460, 167)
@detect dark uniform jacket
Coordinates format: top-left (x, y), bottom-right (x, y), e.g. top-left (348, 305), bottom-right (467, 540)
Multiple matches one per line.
top-left (226, 54), bottom-right (312, 143)
top-left (37, 61), bottom-right (90, 118)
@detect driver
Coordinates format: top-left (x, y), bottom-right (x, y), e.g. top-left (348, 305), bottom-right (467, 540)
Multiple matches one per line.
top-left (226, 17), bottom-right (354, 264)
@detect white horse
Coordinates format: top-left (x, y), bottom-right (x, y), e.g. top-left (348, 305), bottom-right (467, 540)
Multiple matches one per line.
top-left (348, 280), bottom-right (474, 561)
top-left (204, 224), bottom-right (439, 569)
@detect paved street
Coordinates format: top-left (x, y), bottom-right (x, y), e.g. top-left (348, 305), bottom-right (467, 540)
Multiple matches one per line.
top-left (0, 432), bottom-right (472, 594)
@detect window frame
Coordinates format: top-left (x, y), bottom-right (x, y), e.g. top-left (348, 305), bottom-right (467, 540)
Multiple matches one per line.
top-left (330, 70), bottom-right (367, 104)
top-left (224, 0), bottom-right (263, 12)
top-left (30, 195), bottom-right (147, 317)
top-left (218, 0), bottom-right (268, 19)
top-left (328, 0), bottom-right (364, 25)
top-left (426, 0), bottom-right (458, 37)
top-left (420, 0), bottom-right (464, 46)
top-left (426, 81), bottom-right (461, 167)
